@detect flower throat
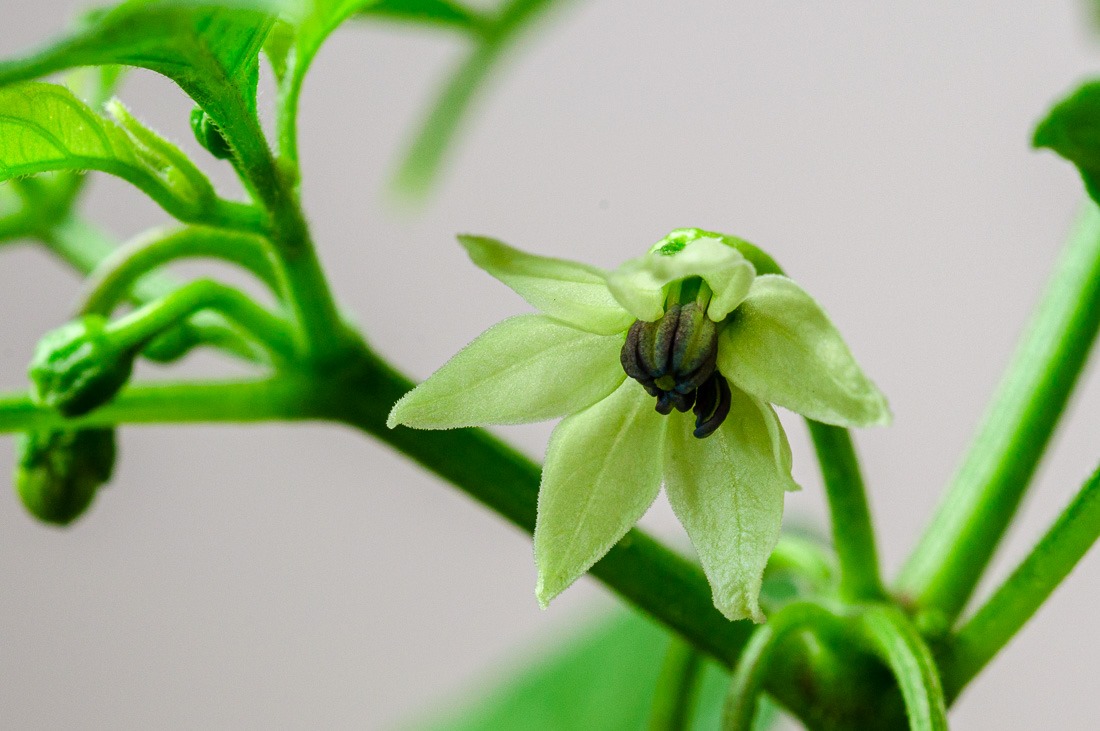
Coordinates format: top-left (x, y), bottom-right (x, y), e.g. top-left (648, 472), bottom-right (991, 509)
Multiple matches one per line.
top-left (619, 278), bottom-right (730, 439)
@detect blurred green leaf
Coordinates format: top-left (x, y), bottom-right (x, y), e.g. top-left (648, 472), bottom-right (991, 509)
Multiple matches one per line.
top-left (0, 0), bottom-right (276, 125)
top-left (1035, 80), bottom-right (1100, 204)
top-left (411, 609), bottom-right (783, 731)
top-left (0, 83), bottom-right (215, 221)
top-left (359, 0), bottom-right (487, 33)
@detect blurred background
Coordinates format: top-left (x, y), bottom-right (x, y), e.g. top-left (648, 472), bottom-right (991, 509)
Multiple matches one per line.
top-left (2, 0), bottom-right (1099, 727)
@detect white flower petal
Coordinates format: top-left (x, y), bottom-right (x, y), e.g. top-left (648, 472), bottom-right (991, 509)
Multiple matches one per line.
top-left (606, 233), bottom-right (755, 322)
top-left (535, 380), bottom-right (666, 607)
top-left (387, 315), bottom-right (625, 429)
top-left (719, 275), bottom-right (891, 428)
top-left (459, 235), bottom-right (634, 335)
top-left (663, 386), bottom-right (795, 622)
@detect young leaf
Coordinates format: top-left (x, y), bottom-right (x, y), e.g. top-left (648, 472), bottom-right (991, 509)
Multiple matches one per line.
top-left (1034, 80), bottom-right (1100, 204)
top-left (0, 83), bottom-right (217, 223)
top-left (0, 0), bottom-right (277, 127)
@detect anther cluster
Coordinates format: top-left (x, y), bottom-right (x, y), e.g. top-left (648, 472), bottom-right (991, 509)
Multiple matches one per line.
top-left (620, 302), bottom-right (732, 438)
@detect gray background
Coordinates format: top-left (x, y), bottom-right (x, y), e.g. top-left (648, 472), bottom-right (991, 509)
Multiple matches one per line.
top-left (1, 0), bottom-right (1099, 727)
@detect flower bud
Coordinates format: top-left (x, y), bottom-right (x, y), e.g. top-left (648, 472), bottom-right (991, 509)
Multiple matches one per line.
top-left (29, 316), bottom-right (134, 417)
top-left (190, 106), bottom-right (233, 160)
top-left (14, 429), bottom-right (116, 525)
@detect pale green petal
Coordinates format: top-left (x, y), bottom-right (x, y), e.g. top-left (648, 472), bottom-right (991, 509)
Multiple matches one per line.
top-left (388, 315), bottom-right (625, 429)
top-left (607, 235), bottom-right (755, 322)
top-left (535, 380), bottom-right (666, 607)
top-left (718, 275), bottom-right (891, 428)
top-left (663, 386), bottom-right (795, 622)
top-left (458, 235), bottom-right (634, 335)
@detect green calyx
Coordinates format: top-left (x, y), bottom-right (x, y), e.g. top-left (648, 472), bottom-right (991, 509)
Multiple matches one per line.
top-left (28, 315), bottom-right (136, 417)
top-left (15, 428), bottom-right (116, 525)
top-left (190, 106), bottom-right (233, 161)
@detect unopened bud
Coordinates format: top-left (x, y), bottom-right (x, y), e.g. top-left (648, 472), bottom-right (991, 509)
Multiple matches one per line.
top-left (14, 429), bottom-right (116, 526)
top-left (190, 106), bottom-right (233, 160)
top-left (29, 316), bottom-right (134, 417)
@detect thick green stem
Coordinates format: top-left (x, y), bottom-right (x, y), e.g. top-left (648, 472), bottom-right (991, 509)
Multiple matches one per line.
top-left (898, 204), bottom-right (1100, 621)
top-left (648, 638), bottom-right (705, 731)
top-left (943, 463), bottom-right (1100, 699)
top-left (806, 421), bottom-right (886, 602)
top-left (224, 114), bottom-right (348, 362)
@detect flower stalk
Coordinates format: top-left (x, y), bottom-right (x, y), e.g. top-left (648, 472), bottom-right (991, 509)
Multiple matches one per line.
top-left (898, 203), bottom-right (1100, 621)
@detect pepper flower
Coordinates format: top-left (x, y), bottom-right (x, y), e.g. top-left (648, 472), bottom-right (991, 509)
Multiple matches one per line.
top-left (388, 228), bottom-right (889, 621)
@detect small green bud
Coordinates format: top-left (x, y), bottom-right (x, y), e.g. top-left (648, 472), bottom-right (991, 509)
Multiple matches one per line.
top-left (15, 429), bottom-right (116, 526)
top-left (29, 315), bottom-right (134, 417)
top-left (190, 106), bottom-right (233, 160)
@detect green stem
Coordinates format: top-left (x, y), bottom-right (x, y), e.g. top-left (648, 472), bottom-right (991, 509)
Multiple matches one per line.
top-left (39, 214), bottom-right (265, 363)
top-left (722, 602), bottom-right (832, 731)
top-left (222, 113), bottom-right (348, 362)
top-left (898, 203), bottom-right (1100, 621)
top-left (0, 378), bottom-right (317, 432)
top-left (106, 279), bottom-right (296, 360)
top-left (854, 606), bottom-right (948, 731)
top-left (806, 421), bottom-right (886, 602)
top-left (80, 225), bottom-right (285, 316)
top-left (943, 463), bottom-right (1100, 699)
top-left (648, 638), bottom-right (705, 731)
top-left (393, 0), bottom-right (562, 196)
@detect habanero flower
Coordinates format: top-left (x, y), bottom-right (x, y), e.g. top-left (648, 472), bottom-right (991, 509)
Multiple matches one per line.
top-left (388, 228), bottom-right (889, 622)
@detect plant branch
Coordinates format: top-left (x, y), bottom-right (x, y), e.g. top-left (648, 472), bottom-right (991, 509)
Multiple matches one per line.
top-left (854, 606), bottom-right (949, 731)
top-left (807, 421), bottom-right (886, 602)
top-left (897, 203), bottom-right (1100, 621)
top-left (0, 378), bottom-right (318, 432)
top-left (106, 279), bottom-right (297, 360)
top-left (80, 225), bottom-right (285, 316)
top-left (942, 463), bottom-right (1100, 700)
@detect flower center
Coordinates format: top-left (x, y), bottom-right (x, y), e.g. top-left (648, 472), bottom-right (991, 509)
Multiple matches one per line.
top-left (619, 294), bottom-right (731, 439)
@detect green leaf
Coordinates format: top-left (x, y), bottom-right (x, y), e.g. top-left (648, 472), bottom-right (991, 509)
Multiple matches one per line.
top-left (0, 0), bottom-right (277, 126)
top-left (387, 315), bottom-right (625, 429)
top-left (719, 275), bottom-right (891, 429)
top-left (534, 380), bottom-right (666, 608)
top-left (359, 0), bottom-right (486, 33)
top-left (413, 609), bottom-right (755, 731)
top-left (0, 83), bottom-right (217, 222)
top-left (458, 234), bottom-right (634, 335)
top-left (663, 388), bottom-right (794, 622)
top-left (1034, 80), bottom-right (1100, 204)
